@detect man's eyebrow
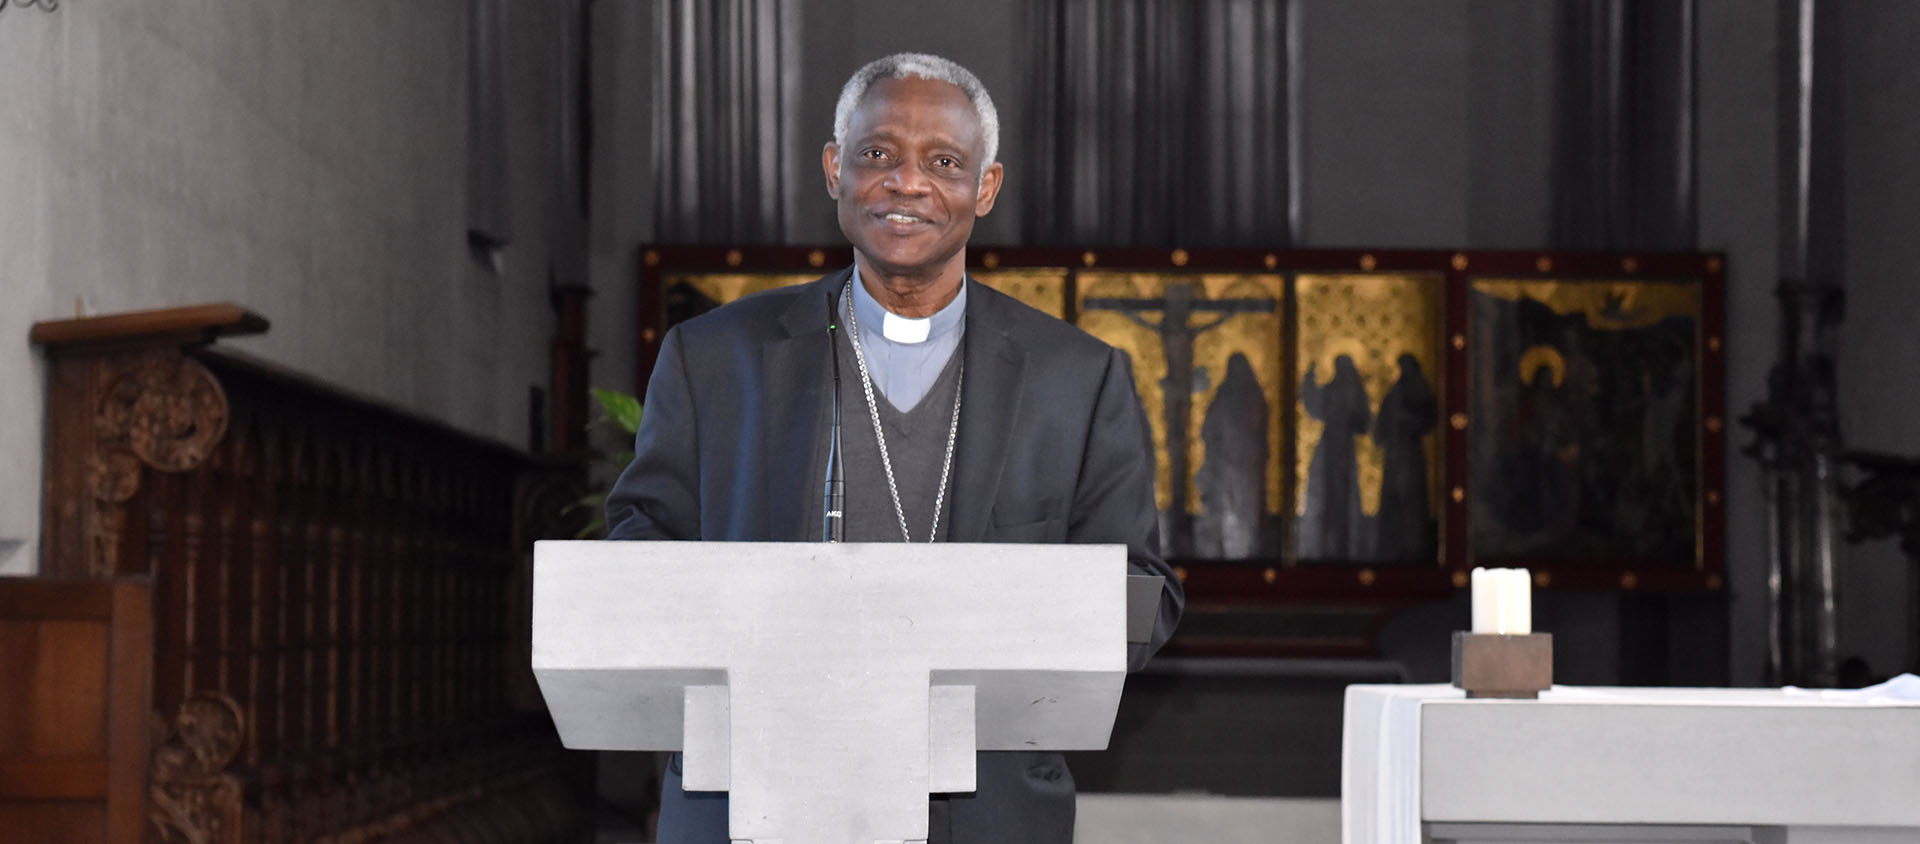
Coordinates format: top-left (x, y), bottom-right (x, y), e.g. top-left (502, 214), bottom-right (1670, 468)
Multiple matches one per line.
top-left (854, 128), bottom-right (972, 157)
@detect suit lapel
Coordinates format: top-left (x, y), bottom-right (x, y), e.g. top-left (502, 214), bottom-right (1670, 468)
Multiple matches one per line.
top-left (760, 269), bottom-right (849, 540)
top-left (947, 279), bottom-right (1027, 542)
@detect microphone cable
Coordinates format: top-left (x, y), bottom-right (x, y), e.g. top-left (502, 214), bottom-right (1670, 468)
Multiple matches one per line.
top-left (824, 288), bottom-right (846, 542)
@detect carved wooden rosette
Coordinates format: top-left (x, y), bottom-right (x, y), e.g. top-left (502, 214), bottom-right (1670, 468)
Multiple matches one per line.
top-left (86, 352), bottom-right (229, 576)
top-left (149, 692), bottom-right (245, 844)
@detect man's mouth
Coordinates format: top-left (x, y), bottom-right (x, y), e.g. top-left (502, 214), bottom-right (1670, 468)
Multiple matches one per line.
top-left (879, 211), bottom-right (930, 225)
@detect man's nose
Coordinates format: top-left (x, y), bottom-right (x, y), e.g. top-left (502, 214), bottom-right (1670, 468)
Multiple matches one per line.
top-left (883, 159), bottom-right (932, 195)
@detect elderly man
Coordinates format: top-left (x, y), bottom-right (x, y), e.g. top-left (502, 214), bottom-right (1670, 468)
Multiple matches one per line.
top-left (606, 52), bottom-right (1182, 844)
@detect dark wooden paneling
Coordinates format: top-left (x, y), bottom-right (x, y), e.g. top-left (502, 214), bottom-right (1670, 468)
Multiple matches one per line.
top-left (0, 578), bottom-right (150, 843)
top-left (30, 306), bottom-right (590, 844)
top-left (30, 620), bottom-right (108, 756)
top-left (105, 581), bottom-right (150, 844)
top-left (0, 759), bottom-right (109, 798)
top-left (0, 621), bottom-right (33, 755)
top-left (0, 804), bottom-right (106, 844)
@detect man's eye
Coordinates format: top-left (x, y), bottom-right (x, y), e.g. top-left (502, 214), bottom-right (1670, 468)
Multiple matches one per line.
top-left (862, 149), bottom-right (886, 160)
top-left (936, 157), bottom-right (958, 168)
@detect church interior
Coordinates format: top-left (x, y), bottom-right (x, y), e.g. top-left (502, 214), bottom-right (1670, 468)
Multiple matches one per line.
top-left (3, 1), bottom-right (1918, 842)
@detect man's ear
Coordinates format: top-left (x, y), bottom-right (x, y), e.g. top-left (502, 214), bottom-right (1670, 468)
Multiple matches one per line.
top-left (822, 142), bottom-right (842, 200)
top-left (974, 161), bottom-right (1005, 217)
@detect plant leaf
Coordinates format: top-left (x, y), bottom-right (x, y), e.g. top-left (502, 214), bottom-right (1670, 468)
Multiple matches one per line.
top-left (591, 388), bottom-right (643, 435)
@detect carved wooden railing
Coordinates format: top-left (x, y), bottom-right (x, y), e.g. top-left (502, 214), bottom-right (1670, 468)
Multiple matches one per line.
top-left (24, 304), bottom-right (589, 844)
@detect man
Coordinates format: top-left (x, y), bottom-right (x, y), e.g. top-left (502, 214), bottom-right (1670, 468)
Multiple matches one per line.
top-left (606, 52), bottom-right (1182, 844)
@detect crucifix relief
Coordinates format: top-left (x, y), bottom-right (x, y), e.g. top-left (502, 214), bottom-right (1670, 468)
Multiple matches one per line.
top-left (1084, 282), bottom-right (1277, 557)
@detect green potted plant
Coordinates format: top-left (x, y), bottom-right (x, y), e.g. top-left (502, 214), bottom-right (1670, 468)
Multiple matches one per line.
top-left (571, 387), bottom-right (642, 538)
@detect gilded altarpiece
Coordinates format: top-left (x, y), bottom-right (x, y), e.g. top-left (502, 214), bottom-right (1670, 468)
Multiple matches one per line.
top-left (637, 247), bottom-right (1725, 610)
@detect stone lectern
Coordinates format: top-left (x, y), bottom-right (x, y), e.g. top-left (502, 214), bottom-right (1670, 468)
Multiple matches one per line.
top-left (531, 540), bottom-right (1130, 844)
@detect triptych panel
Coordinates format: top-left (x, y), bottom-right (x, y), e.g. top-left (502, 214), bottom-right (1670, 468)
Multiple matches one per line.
top-left (635, 247), bottom-right (1725, 600)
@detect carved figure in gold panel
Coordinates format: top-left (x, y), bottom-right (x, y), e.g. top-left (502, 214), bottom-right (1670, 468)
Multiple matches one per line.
top-left (1299, 354), bottom-right (1371, 558)
top-left (1077, 272), bottom-right (1282, 559)
top-left (1293, 273), bottom-right (1443, 563)
top-left (1373, 353), bottom-right (1439, 560)
top-left (1196, 353), bottom-right (1268, 558)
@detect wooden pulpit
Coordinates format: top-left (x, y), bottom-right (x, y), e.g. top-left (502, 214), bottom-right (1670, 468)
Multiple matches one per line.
top-left (531, 540), bottom-right (1132, 844)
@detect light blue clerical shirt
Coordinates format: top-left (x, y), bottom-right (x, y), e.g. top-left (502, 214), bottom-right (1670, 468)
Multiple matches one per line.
top-left (845, 265), bottom-right (966, 412)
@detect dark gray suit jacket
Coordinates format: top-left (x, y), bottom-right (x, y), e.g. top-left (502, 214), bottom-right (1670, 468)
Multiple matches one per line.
top-left (605, 268), bottom-right (1183, 844)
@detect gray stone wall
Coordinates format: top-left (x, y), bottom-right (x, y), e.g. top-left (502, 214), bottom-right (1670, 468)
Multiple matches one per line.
top-left (0, 2), bottom-right (568, 574)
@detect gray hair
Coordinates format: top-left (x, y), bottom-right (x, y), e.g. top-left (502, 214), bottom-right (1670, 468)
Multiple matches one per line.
top-left (832, 52), bottom-right (1000, 168)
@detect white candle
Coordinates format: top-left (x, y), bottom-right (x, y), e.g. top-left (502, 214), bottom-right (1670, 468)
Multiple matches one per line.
top-left (1470, 567), bottom-right (1533, 634)
top-left (1471, 567), bottom-right (1497, 633)
top-left (1502, 568), bottom-right (1532, 634)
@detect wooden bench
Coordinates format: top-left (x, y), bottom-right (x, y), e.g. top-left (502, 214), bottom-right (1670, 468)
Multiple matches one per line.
top-left (6, 305), bottom-right (589, 843)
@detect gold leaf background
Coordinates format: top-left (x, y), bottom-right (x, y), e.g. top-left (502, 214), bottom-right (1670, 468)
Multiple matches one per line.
top-left (1471, 278), bottom-right (1701, 329)
top-left (678, 270), bottom-right (1069, 316)
top-left (1076, 272), bottom-right (1285, 515)
top-left (1293, 273), bottom-right (1443, 519)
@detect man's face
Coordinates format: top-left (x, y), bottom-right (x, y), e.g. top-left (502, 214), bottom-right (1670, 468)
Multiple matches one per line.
top-left (823, 76), bottom-right (1004, 280)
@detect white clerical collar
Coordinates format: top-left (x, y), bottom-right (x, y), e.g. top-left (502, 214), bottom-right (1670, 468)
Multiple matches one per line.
top-left (884, 310), bottom-right (931, 343)
top-left (848, 266), bottom-right (967, 346)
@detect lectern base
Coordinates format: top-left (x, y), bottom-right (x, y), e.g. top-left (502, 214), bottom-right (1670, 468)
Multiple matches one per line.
top-left (536, 541), bottom-right (1131, 844)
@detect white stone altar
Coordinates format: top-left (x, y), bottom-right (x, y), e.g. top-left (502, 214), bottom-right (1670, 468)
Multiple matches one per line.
top-left (1342, 683), bottom-right (1920, 844)
top-left (532, 540), bottom-right (1130, 844)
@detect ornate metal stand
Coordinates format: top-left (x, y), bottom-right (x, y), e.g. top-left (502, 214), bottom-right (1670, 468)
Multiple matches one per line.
top-left (1743, 282), bottom-right (1845, 688)
top-left (1742, 0), bottom-right (1850, 689)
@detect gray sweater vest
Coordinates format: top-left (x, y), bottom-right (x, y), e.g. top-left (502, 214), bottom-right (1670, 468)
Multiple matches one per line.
top-left (832, 322), bottom-right (963, 543)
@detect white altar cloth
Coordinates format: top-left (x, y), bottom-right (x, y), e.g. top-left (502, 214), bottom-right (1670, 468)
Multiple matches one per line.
top-left (1342, 683), bottom-right (1920, 844)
